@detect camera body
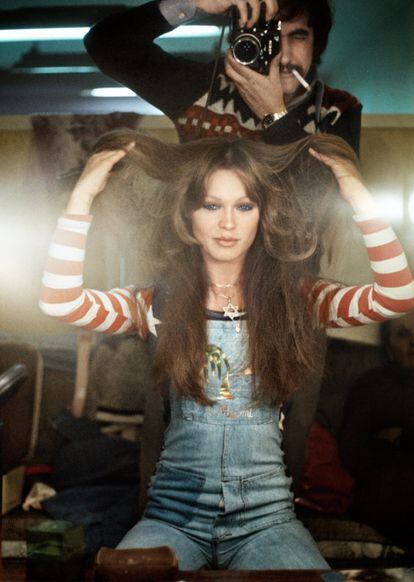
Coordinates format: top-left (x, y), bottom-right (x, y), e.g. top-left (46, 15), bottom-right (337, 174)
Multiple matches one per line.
top-left (229, 6), bottom-right (281, 75)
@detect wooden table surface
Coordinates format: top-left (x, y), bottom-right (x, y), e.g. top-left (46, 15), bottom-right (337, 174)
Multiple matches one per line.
top-left (175, 571), bottom-right (327, 580)
top-left (3, 560), bottom-right (413, 581)
top-left (0, 561), bottom-right (331, 582)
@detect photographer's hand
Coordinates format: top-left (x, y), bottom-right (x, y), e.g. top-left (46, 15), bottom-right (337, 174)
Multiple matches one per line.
top-left (195, 0), bottom-right (278, 26)
top-left (224, 50), bottom-right (285, 118)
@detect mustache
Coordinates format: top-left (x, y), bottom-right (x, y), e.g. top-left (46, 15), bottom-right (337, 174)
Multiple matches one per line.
top-left (279, 64), bottom-right (305, 77)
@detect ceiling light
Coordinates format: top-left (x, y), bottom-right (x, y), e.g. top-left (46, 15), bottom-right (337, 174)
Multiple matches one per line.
top-left (0, 25), bottom-right (222, 43)
top-left (15, 66), bottom-right (97, 74)
top-left (160, 25), bottom-right (223, 38)
top-left (86, 87), bottom-right (136, 98)
top-left (0, 27), bottom-right (89, 42)
top-left (82, 88), bottom-right (164, 115)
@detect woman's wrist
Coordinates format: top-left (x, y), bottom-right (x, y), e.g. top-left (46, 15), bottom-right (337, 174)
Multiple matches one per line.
top-left (341, 180), bottom-right (378, 216)
top-left (65, 192), bottom-right (94, 215)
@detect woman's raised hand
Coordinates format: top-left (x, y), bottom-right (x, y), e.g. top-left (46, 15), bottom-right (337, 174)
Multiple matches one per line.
top-left (66, 142), bottom-right (135, 215)
top-left (309, 147), bottom-right (377, 216)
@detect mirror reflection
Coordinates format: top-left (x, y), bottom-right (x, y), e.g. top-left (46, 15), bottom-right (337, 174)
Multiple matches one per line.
top-left (0, 0), bottom-right (413, 577)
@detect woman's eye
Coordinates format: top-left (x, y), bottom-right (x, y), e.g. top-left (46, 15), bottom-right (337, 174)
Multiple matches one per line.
top-left (238, 204), bottom-right (255, 211)
top-left (203, 203), bottom-right (219, 211)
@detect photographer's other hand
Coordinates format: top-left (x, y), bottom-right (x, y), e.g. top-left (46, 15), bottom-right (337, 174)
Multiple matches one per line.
top-left (66, 143), bottom-right (135, 215)
top-left (195, 0), bottom-right (278, 26)
top-left (224, 50), bottom-right (285, 118)
top-left (309, 148), bottom-right (377, 216)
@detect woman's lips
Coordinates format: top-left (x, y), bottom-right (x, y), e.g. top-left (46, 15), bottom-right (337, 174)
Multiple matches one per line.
top-left (215, 237), bottom-right (238, 246)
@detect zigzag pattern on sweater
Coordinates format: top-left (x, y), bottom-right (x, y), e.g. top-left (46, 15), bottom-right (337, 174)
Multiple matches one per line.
top-left (177, 73), bottom-right (262, 136)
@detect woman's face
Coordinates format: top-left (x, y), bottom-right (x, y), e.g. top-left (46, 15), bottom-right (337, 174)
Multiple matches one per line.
top-left (191, 169), bottom-right (260, 269)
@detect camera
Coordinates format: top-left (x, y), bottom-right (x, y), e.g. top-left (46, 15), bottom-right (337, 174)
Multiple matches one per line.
top-left (229, 5), bottom-right (281, 75)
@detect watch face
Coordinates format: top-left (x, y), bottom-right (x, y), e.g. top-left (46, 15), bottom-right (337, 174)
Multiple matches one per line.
top-left (262, 114), bottom-right (275, 128)
top-left (262, 110), bottom-right (287, 128)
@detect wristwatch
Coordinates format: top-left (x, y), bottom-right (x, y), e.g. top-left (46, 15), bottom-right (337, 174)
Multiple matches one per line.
top-left (262, 108), bottom-right (288, 130)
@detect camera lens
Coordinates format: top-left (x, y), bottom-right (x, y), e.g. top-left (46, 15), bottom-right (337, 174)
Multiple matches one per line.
top-left (232, 34), bottom-right (260, 65)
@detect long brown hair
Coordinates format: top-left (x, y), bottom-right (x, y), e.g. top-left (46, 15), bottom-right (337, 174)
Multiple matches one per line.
top-left (95, 130), bottom-right (357, 405)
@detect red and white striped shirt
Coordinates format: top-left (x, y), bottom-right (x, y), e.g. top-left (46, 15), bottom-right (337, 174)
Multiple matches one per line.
top-left (39, 213), bottom-right (414, 336)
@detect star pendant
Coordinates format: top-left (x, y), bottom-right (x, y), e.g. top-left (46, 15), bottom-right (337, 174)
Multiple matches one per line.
top-left (223, 299), bottom-right (241, 321)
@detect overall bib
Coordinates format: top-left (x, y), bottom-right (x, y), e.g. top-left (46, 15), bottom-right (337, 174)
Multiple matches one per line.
top-left (118, 318), bottom-right (328, 570)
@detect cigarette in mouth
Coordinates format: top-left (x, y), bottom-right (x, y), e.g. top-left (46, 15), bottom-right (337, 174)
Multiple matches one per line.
top-left (291, 68), bottom-right (311, 91)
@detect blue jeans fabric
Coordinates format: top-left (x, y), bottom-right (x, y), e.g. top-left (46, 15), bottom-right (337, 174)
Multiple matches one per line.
top-left (117, 320), bottom-right (328, 570)
top-left (118, 516), bottom-right (328, 570)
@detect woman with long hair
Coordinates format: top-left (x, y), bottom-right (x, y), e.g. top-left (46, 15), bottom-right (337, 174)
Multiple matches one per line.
top-left (40, 132), bottom-right (414, 570)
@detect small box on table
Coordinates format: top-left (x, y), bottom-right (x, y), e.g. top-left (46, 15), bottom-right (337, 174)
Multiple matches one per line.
top-left (26, 520), bottom-right (86, 581)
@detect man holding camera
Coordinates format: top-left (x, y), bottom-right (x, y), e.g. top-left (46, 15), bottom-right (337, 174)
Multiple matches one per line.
top-left (85, 0), bottom-right (362, 154)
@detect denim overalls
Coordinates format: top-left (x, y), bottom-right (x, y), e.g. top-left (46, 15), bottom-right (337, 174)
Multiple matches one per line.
top-left (118, 317), bottom-right (328, 570)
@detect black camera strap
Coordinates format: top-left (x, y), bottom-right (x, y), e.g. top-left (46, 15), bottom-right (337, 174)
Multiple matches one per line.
top-left (197, 22), bottom-right (227, 139)
top-left (314, 79), bottom-right (325, 133)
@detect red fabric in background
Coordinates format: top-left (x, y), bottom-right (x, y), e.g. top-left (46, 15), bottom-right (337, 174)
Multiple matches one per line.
top-left (295, 421), bottom-right (354, 515)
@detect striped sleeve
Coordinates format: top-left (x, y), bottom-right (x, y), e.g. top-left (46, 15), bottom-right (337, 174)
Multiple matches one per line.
top-left (307, 214), bottom-right (414, 328)
top-left (39, 214), bottom-right (151, 339)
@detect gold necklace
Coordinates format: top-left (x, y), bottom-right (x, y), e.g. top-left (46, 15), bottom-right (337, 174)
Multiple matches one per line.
top-left (212, 282), bottom-right (234, 289)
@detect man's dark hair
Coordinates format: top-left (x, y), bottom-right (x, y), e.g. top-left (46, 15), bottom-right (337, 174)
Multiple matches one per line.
top-left (278, 0), bottom-right (333, 63)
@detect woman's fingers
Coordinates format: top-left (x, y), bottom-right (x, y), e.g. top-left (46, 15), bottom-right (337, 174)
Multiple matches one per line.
top-left (92, 147), bottom-right (129, 162)
top-left (308, 147), bottom-right (366, 206)
top-left (73, 146), bottom-right (134, 199)
top-left (309, 147), bottom-right (356, 175)
top-left (67, 143), bottom-right (135, 214)
top-left (88, 143), bottom-right (135, 172)
top-left (308, 147), bottom-right (343, 174)
top-left (308, 147), bottom-right (332, 165)
top-left (123, 141), bottom-right (136, 152)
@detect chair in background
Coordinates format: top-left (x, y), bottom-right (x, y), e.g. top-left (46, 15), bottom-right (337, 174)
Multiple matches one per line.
top-left (0, 341), bottom-right (44, 560)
